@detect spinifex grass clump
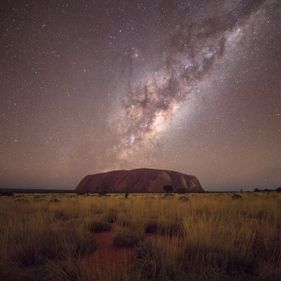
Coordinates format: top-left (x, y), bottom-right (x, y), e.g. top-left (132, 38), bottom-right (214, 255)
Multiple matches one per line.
top-left (13, 225), bottom-right (97, 268)
top-left (232, 194), bottom-right (243, 200)
top-left (113, 232), bottom-right (142, 248)
top-left (103, 210), bottom-right (118, 223)
top-left (178, 195), bottom-right (190, 202)
top-left (144, 220), bottom-right (184, 236)
top-left (135, 239), bottom-right (186, 281)
top-left (89, 221), bottom-right (112, 233)
top-left (43, 259), bottom-right (83, 281)
top-left (136, 240), bottom-right (164, 280)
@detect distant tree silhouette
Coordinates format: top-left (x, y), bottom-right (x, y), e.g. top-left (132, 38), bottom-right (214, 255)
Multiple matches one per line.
top-left (0, 191), bottom-right (14, 196)
top-left (163, 185), bottom-right (173, 194)
top-left (276, 187), bottom-right (281, 193)
top-left (254, 188), bottom-right (260, 192)
top-left (125, 186), bottom-right (129, 198)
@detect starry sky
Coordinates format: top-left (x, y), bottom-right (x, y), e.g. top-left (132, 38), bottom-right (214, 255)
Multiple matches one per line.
top-left (1, 0), bottom-right (280, 191)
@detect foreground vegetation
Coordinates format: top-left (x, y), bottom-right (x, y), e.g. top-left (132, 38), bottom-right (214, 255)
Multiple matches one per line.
top-left (0, 193), bottom-right (280, 281)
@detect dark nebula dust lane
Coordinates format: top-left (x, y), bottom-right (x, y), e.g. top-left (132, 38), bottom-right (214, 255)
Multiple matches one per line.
top-left (0, 0), bottom-right (280, 190)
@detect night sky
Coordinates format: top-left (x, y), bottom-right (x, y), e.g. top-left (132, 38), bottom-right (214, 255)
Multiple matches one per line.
top-left (1, 0), bottom-right (280, 190)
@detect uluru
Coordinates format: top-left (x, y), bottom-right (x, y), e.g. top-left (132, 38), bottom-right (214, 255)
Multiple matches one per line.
top-left (76, 168), bottom-right (204, 194)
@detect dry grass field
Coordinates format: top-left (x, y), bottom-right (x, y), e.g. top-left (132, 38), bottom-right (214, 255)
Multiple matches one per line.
top-left (0, 193), bottom-right (280, 281)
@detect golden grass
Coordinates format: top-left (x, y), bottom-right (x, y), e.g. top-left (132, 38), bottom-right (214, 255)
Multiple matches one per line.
top-left (0, 192), bottom-right (280, 281)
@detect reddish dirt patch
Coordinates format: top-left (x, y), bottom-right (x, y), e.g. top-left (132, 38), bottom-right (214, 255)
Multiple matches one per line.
top-left (79, 231), bottom-right (136, 279)
top-left (79, 230), bottom-right (184, 279)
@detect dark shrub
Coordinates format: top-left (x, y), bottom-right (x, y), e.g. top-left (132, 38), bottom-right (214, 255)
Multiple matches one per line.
top-left (43, 259), bottom-right (83, 281)
top-left (113, 232), bottom-right (141, 248)
top-left (40, 228), bottom-right (97, 259)
top-left (54, 210), bottom-right (70, 221)
top-left (179, 196), bottom-right (190, 202)
top-left (145, 222), bottom-right (158, 234)
top-left (136, 240), bottom-right (160, 279)
top-left (226, 252), bottom-right (256, 276)
top-left (49, 198), bottom-right (60, 203)
top-left (136, 240), bottom-right (177, 281)
top-left (104, 211), bottom-right (118, 223)
top-left (14, 245), bottom-right (45, 268)
top-left (232, 194), bottom-right (242, 200)
top-left (158, 221), bottom-right (184, 237)
top-left (145, 221), bottom-right (184, 237)
top-left (0, 191), bottom-right (14, 196)
top-left (73, 233), bottom-right (97, 257)
top-left (163, 193), bottom-right (174, 198)
top-left (89, 221), bottom-right (112, 233)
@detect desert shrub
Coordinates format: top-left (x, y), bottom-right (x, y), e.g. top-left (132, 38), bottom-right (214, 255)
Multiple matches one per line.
top-left (163, 193), bottom-right (174, 198)
top-left (136, 240), bottom-right (162, 280)
top-left (232, 194), bottom-right (242, 200)
top-left (163, 222), bottom-right (184, 236)
top-left (69, 231), bottom-right (97, 257)
top-left (0, 191), bottom-right (14, 196)
top-left (89, 221), bottom-right (112, 233)
top-left (255, 210), bottom-right (268, 221)
top-left (113, 232), bottom-right (141, 248)
top-left (136, 240), bottom-right (178, 281)
top-left (226, 252), bottom-right (256, 276)
top-left (53, 227), bottom-right (97, 258)
top-left (104, 211), bottom-right (118, 223)
top-left (144, 221), bottom-right (184, 236)
top-left (144, 222), bottom-right (158, 234)
top-left (43, 259), bottom-right (83, 281)
top-left (54, 210), bottom-right (70, 221)
top-left (12, 226), bottom-right (97, 269)
top-left (0, 261), bottom-right (47, 281)
top-left (178, 196), bottom-right (190, 202)
top-left (49, 198), bottom-right (60, 203)
top-left (13, 243), bottom-right (46, 268)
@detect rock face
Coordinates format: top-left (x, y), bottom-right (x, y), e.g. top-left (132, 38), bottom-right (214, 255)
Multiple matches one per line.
top-left (76, 168), bottom-right (204, 194)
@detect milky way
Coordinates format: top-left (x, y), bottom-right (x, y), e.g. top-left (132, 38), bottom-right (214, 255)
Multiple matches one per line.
top-left (117, 0), bottom-right (268, 160)
top-left (0, 0), bottom-right (280, 190)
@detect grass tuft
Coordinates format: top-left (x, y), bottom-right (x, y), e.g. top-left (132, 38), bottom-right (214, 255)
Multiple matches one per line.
top-left (89, 221), bottom-right (112, 233)
top-left (113, 232), bottom-right (141, 248)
